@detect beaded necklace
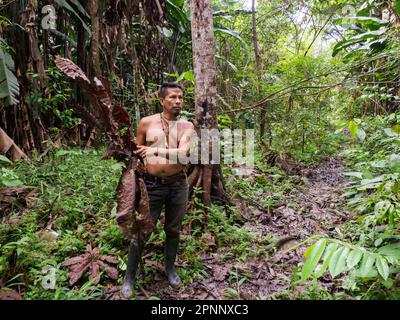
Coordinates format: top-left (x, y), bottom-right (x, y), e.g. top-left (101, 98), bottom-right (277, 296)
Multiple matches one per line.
top-left (160, 112), bottom-right (178, 149)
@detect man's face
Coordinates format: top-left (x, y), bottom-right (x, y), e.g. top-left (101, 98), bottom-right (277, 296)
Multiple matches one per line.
top-left (160, 88), bottom-right (184, 116)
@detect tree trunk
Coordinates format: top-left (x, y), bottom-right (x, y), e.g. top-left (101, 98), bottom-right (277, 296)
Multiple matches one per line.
top-left (252, 0), bottom-right (267, 142)
top-left (87, 0), bottom-right (102, 78)
top-left (189, 0), bottom-right (225, 207)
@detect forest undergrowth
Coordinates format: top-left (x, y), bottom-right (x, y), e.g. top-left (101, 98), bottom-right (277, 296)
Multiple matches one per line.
top-left (1, 112), bottom-right (399, 300)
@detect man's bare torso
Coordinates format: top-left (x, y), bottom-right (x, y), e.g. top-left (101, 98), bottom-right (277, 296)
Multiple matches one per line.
top-left (137, 114), bottom-right (192, 177)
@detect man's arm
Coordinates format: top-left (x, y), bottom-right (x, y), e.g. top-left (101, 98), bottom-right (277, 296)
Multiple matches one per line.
top-left (136, 122), bottom-right (194, 163)
top-left (136, 118), bottom-right (148, 146)
top-left (157, 122), bottom-right (194, 160)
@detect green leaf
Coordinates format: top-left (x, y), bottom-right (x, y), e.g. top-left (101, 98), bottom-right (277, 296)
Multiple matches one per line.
top-left (303, 242), bottom-right (315, 259)
top-left (157, 26), bottom-right (173, 38)
top-left (381, 278), bottom-right (394, 289)
top-left (391, 124), bottom-right (400, 134)
top-left (384, 128), bottom-right (399, 137)
top-left (343, 172), bottom-right (363, 179)
top-left (111, 163), bottom-right (124, 171)
top-left (0, 39), bottom-right (19, 105)
top-left (0, 155), bottom-right (12, 165)
top-left (378, 242), bottom-right (400, 259)
top-left (374, 200), bottom-right (392, 216)
top-left (334, 16), bottom-right (387, 29)
top-left (356, 128), bottom-right (366, 141)
top-left (301, 239), bottom-right (327, 281)
top-left (329, 246), bottom-right (350, 278)
top-left (69, 0), bottom-right (90, 18)
top-left (224, 287), bottom-right (239, 298)
top-left (314, 242), bottom-right (338, 279)
top-left (216, 54), bottom-right (238, 72)
top-left (335, 122), bottom-right (347, 134)
top-left (55, 149), bottom-right (82, 158)
top-left (346, 249), bottom-right (363, 269)
top-left (54, 0), bottom-right (91, 36)
top-left (214, 28), bottom-right (247, 47)
top-left (1, 179), bottom-right (23, 187)
top-left (183, 71), bottom-right (195, 82)
top-left (348, 121), bottom-right (359, 138)
top-left (375, 256), bottom-right (389, 280)
top-left (389, 154), bottom-right (400, 169)
top-left (358, 253), bottom-right (376, 277)
top-left (360, 175), bottom-right (385, 186)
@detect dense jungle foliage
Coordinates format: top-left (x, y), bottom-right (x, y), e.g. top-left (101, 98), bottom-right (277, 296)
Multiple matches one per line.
top-left (1, 0), bottom-right (400, 300)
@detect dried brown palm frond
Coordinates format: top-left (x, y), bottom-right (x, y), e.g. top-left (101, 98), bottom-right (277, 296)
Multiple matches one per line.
top-left (55, 56), bottom-right (155, 243)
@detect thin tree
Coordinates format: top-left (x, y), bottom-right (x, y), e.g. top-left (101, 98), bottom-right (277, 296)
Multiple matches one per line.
top-left (188, 0), bottom-right (225, 207)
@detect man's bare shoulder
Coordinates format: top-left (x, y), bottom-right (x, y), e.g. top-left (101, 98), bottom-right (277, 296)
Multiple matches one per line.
top-left (138, 114), bottom-right (159, 125)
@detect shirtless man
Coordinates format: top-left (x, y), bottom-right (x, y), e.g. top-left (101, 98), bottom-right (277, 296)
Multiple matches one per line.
top-left (121, 82), bottom-right (194, 299)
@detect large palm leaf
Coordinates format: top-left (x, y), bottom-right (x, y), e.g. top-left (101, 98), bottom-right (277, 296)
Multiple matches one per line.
top-left (0, 38), bottom-right (19, 106)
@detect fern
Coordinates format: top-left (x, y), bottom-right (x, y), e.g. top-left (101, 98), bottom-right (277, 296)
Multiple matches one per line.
top-left (0, 37), bottom-right (19, 105)
top-left (300, 238), bottom-right (400, 282)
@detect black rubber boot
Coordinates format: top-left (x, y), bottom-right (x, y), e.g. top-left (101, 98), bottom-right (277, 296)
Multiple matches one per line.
top-left (121, 240), bottom-right (143, 299)
top-left (164, 236), bottom-right (181, 288)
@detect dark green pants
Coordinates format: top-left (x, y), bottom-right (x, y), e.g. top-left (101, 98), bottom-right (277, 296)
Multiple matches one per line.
top-left (144, 177), bottom-right (189, 238)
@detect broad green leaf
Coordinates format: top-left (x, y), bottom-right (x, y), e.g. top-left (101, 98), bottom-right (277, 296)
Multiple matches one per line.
top-left (356, 128), bottom-right (366, 141)
top-left (371, 160), bottom-right (387, 168)
top-left (183, 71), bottom-right (195, 82)
top-left (216, 54), bottom-right (238, 72)
top-left (346, 249), bottom-right (363, 269)
top-left (157, 26), bottom-right (173, 38)
top-left (378, 242), bottom-right (400, 259)
top-left (392, 124), bottom-right (400, 134)
top-left (54, 0), bottom-right (91, 36)
top-left (303, 243), bottom-right (314, 259)
top-left (166, 0), bottom-right (189, 33)
top-left (214, 28), bottom-right (247, 47)
top-left (335, 122), bottom-right (348, 133)
top-left (329, 246), bottom-right (350, 278)
top-left (0, 155), bottom-right (12, 165)
top-left (381, 278), bottom-right (394, 289)
top-left (0, 40), bottom-right (19, 105)
top-left (348, 121), bottom-right (359, 138)
top-left (69, 0), bottom-right (90, 18)
top-left (374, 200), bottom-right (392, 216)
top-left (343, 172), bottom-right (363, 179)
top-left (334, 16), bottom-right (387, 29)
top-left (301, 239), bottom-right (327, 281)
top-left (314, 243), bottom-right (338, 279)
top-left (389, 154), bottom-right (400, 168)
top-left (358, 253), bottom-right (376, 277)
top-left (332, 30), bottom-right (386, 56)
top-left (384, 128), bottom-right (399, 137)
top-left (1, 179), bottom-right (23, 187)
top-left (360, 175), bottom-right (385, 186)
top-left (111, 163), bottom-right (124, 171)
top-left (55, 149), bottom-right (82, 158)
top-left (224, 287), bottom-right (239, 298)
top-left (375, 256), bottom-right (389, 280)
top-left (374, 238), bottom-right (383, 247)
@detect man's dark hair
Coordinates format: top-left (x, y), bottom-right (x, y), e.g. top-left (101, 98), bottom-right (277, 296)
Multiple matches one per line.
top-left (159, 82), bottom-right (184, 98)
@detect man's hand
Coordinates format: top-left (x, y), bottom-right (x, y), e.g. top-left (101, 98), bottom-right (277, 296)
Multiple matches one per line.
top-left (136, 145), bottom-right (156, 158)
top-left (136, 145), bottom-right (148, 158)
